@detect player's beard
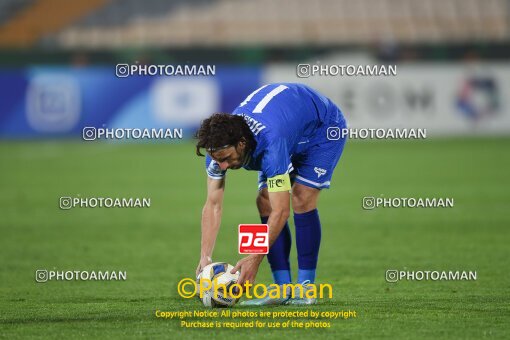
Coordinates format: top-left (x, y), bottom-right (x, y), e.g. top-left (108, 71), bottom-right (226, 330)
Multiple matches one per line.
top-left (230, 148), bottom-right (249, 169)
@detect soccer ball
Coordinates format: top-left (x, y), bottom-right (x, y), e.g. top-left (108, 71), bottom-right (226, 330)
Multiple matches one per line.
top-left (196, 262), bottom-right (240, 308)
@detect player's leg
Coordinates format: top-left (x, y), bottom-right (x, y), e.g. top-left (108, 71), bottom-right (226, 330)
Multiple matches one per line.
top-left (281, 183), bottom-right (322, 305)
top-left (256, 187), bottom-right (292, 285)
top-left (291, 183), bottom-right (321, 284)
top-left (287, 116), bottom-right (348, 305)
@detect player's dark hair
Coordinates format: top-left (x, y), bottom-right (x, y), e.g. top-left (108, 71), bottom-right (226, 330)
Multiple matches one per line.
top-left (195, 113), bottom-right (256, 156)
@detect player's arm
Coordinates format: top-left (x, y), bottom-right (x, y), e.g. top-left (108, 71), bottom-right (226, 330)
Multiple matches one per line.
top-left (232, 174), bottom-right (291, 286)
top-left (266, 189), bottom-right (291, 247)
top-left (196, 176), bottom-right (225, 276)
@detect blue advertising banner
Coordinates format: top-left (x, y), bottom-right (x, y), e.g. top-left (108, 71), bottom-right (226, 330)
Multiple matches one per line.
top-left (0, 66), bottom-right (261, 139)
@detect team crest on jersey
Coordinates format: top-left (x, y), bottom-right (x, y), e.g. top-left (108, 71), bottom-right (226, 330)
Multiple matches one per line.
top-left (314, 167), bottom-right (327, 178)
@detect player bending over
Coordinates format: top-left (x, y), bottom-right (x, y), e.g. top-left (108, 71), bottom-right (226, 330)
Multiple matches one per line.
top-left (195, 83), bottom-right (347, 305)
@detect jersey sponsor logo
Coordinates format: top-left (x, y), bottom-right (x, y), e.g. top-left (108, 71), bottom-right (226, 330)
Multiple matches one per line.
top-left (267, 174), bottom-right (291, 192)
top-left (314, 167), bottom-right (327, 178)
top-left (234, 113), bottom-right (266, 135)
top-left (238, 224), bottom-right (269, 254)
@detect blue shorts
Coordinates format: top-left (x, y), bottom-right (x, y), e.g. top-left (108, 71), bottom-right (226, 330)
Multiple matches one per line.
top-left (258, 115), bottom-right (347, 191)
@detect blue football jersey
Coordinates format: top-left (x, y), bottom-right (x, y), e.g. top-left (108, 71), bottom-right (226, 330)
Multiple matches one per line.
top-left (205, 83), bottom-right (345, 180)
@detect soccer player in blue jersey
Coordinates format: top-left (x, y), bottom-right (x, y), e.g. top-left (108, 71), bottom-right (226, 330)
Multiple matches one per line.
top-left (195, 83), bottom-right (347, 305)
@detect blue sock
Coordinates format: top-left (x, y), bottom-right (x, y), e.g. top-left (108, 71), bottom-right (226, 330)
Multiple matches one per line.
top-left (261, 216), bottom-right (292, 285)
top-left (294, 209), bottom-right (321, 283)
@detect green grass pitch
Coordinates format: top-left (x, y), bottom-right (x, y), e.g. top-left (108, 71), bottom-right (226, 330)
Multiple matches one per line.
top-left (0, 138), bottom-right (509, 338)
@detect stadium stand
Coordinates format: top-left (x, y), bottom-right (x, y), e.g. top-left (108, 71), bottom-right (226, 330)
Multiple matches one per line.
top-left (0, 0), bottom-right (108, 47)
top-left (0, 0), bottom-right (507, 48)
top-left (0, 0), bottom-right (34, 26)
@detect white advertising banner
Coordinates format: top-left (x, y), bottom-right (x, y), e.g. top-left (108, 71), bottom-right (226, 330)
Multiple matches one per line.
top-left (263, 60), bottom-right (510, 136)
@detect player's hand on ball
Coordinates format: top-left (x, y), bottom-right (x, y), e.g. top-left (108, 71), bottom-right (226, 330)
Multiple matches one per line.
top-left (196, 256), bottom-right (212, 277)
top-left (231, 254), bottom-right (264, 287)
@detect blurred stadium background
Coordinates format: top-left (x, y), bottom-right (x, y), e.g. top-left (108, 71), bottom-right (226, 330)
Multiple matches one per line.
top-left (1, 0), bottom-right (509, 338)
top-left (0, 0), bottom-right (509, 137)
